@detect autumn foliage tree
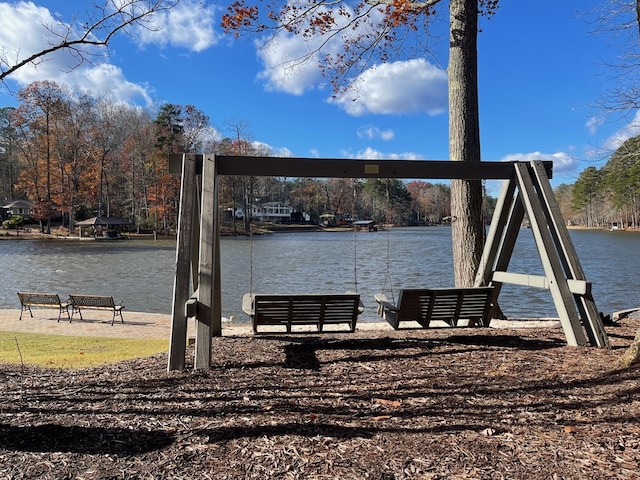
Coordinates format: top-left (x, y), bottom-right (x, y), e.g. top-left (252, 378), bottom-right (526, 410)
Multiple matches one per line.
top-left (5, 81), bottom-right (213, 234)
top-left (223, 0), bottom-right (499, 287)
top-left (11, 81), bottom-right (67, 233)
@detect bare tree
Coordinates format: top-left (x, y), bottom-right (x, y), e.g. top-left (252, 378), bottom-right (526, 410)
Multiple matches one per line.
top-left (0, 0), bottom-right (179, 85)
top-left (591, 1), bottom-right (640, 365)
top-left (588, 1), bottom-right (640, 115)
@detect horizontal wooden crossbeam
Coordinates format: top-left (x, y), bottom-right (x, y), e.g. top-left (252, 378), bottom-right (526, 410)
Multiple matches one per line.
top-left (491, 271), bottom-right (591, 295)
top-left (168, 154), bottom-right (553, 180)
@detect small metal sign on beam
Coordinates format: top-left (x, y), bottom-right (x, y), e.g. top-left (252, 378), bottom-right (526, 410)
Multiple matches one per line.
top-left (167, 154), bottom-right (607, 371)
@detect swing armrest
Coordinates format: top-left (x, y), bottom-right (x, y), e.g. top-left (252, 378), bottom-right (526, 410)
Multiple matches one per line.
top-left (242, 293), bottom-right (255, 316)
top-left (374, 293), bottom-right (398, 312)
top-left (346, 291), bottom-right (365, 314)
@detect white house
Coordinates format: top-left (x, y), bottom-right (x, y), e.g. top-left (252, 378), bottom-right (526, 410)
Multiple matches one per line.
top-left (250, 202), bottom-right (294, 222)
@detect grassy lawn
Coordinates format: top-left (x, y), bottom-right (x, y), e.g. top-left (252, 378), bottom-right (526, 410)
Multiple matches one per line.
top-left (0, 331), bottom-right (168, 368)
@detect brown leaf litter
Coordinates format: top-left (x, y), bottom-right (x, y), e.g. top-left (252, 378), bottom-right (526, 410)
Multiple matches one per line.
top-left (1, 320), bottom-right (639, 479)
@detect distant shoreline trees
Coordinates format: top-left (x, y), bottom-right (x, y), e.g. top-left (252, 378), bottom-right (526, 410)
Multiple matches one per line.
top-left (3, 80), bottom-right (639, 233)
top-left (565, 135), bottom-right (640, 229)
top-left (0, 82), bottom-right (462, 232)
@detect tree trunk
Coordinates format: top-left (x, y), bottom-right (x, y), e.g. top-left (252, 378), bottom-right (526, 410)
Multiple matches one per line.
top-left (448, 0), bottom-right (485, 287)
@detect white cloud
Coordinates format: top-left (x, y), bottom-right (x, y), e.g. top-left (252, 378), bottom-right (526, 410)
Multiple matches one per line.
top-left (250, 141), bottom-right (294, 158)
top-left (254, 2), bottom-right (376, 96)
top-left (602, 110), bottom-right (640, 152)
top-left (0, 2), bottom-right (87, 86)
top-left (329, 59), bottom-right (448, 116)
top-left (0, 1), bottom-right (216, 106)
top-left (68, 64), bottom-right (154, 107)
top-left (255, 33), bottom-right (326, 95)
top-left (586, 115), bottom-right (601, 135)
top-left (500, 151), bottom-right (579, 177)
top-left (357, 125), bottom-right (395, 141)
top-left (253, 2), bottom-right (447, 118)
top-left (342, 147), bottom-right (424, 160)
top-left (273, 146), bottom-right (294, 157)
top-left (135, 0), bottom-right (219, 52)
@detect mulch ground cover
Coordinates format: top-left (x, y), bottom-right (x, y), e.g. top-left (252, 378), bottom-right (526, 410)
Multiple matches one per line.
top-left (1, 319), bottom-right (639, 480)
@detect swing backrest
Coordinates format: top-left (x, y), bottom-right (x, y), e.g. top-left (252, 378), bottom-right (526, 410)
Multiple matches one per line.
top-left (394, 287), bottom-right (495, 328)
top-left (246, 293), bottom-right (362, 333)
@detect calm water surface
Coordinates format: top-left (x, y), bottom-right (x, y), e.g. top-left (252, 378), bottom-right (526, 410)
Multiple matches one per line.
top-left (1, 227), bottom-right (638, 322)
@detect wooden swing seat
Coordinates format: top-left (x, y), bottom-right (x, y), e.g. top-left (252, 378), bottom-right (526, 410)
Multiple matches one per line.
top-left (374, 287), bottom-right (495, 329)
top-left (243, 293), bottom-right (364, 334)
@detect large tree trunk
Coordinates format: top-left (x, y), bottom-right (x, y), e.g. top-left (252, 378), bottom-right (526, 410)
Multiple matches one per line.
top-left (449, 0), bottom-right (485, 287)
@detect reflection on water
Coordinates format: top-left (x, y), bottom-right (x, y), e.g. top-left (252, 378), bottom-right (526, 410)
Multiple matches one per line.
top-left (1, 227), bottom-right (639, 322)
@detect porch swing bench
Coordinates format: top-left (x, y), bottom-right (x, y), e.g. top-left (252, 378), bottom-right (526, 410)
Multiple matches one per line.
top-left (374, 287), bottom-right (495, 329)
top-left (243, 293), bottom-right (364, 334)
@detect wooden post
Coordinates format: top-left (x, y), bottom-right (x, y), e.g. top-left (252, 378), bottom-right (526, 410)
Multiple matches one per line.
top-left (210, 153), bottom-right (223, 337)
top-left (168, 154), bottom-right (197, 371)
top-left (513, 162), bottom-right (587, 347)
top-left (194, 154), bottom-right (216, 370)
top-left (529, 161), bottom-right (609, 348)
top-left (475, 178), bottom-right (521, 320)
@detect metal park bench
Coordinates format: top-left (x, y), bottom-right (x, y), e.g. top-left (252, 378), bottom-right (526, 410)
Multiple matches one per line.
top-left (242, 293), bottom-right (363, 334)
top-left (69, 294), bottom-right (125, 325)
top-left (374, 287), bottom-right (495, 329)
top-left (17, 292), bottom-right (70, 322)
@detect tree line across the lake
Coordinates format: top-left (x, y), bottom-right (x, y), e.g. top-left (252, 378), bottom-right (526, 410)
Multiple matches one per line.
top-left (0, 80), bottom-right (637, 234)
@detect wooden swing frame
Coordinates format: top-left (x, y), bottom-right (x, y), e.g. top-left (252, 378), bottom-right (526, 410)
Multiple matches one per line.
top-left (167, 154), bottom-right (609, 371)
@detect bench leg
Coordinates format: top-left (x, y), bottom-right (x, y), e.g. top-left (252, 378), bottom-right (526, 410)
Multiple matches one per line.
top-left (57, 306), bottom-right (71, 323)
top-left (20, 305), bottom-right (34, 321)
top-left (111, 309), bottom-right (124, 326)
top-left (70, 307), bottom-right (82, 323)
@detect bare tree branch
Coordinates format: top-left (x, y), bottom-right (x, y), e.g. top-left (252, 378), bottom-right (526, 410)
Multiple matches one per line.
top-left (364, 0), bottom-right (440, 10)
top-left (589, 1), bottom-right (640, 115)
top-left (0, 0), bottom-right (179, 84)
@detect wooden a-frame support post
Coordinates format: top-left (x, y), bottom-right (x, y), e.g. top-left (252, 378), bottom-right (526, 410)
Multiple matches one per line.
top-left (168, 154), bottom-right (222, 371)
top-left (475, 161), bottom-right (609, 348)
top-left (167, 155), bottom-right (609, 371)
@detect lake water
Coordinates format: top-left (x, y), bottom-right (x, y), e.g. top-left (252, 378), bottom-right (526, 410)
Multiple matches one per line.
top-left (1, 227), bottom-right (638, 323)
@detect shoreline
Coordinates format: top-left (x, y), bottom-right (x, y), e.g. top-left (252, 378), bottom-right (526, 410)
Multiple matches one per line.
top-left (0, 307), bottom-right (567, 340)
top-left (2, 222), bottom-right (640, 241)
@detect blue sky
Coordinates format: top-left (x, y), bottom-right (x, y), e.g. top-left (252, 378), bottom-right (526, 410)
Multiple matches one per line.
top-left (0, 0), bottom-right (636, 191)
